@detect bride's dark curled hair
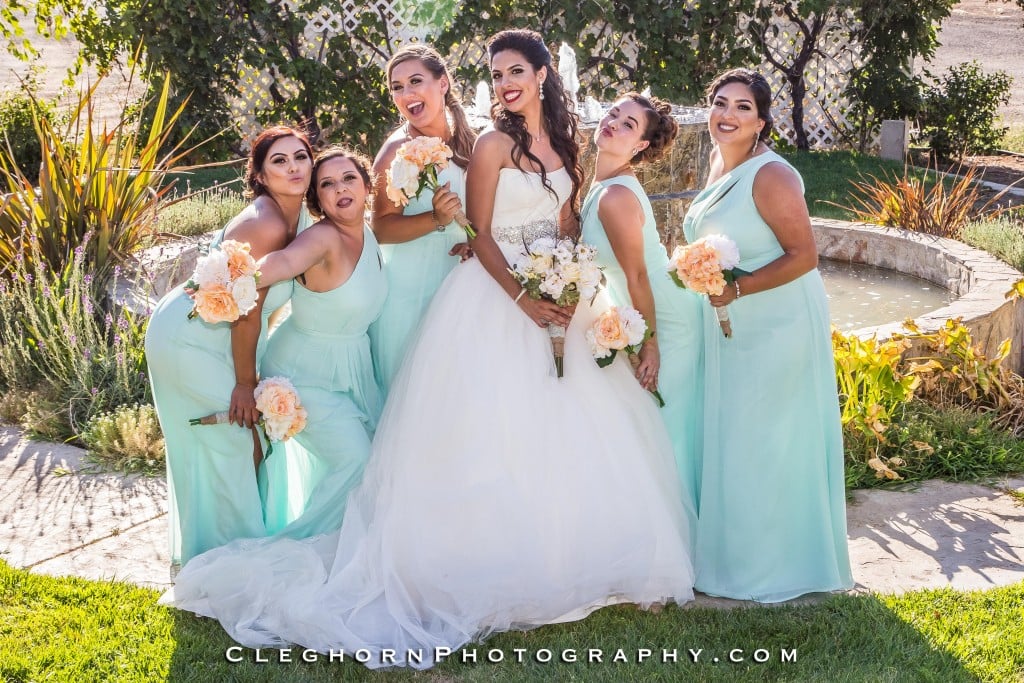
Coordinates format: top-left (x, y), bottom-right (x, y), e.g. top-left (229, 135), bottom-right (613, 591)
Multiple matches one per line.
top-left (621, 92), bottom-right (679, 165)
top-left (487, 29), bottom-right (583, 222)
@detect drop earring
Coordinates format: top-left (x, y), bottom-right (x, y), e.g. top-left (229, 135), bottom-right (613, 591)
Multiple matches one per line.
top-left (538, 80), bottom-right (545, 101)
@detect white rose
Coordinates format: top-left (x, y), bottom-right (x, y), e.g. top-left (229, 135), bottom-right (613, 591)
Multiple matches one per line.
top-left (619, 307), bottom-right (648, 346)
top-left (193, 250), bottom-right (230, 289)
top-left (540, 273), bottom-right (566, 300)
top-left (702, 234), bottom-right (740, 270)
top-left (263, 415), bottom-right (292, 441)
top-left (579, 265), bottom-right (603, 299)
top-left (558, 260), bottom-right (582, 283)
top-left (530, 253), bottom-right (554, 273)
top-left (231, 275), bottom-right (259, 315)
top-left (388, 158), bottom-right (420, 197)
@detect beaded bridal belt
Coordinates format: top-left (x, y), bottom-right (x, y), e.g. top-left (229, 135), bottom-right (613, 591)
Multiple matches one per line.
top-left (493, 218), bottom-right (558, 249)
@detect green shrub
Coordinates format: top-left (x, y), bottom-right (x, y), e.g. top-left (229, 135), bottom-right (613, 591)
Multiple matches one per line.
top-left (0, 236), bottom-right (150, 441)
top-left (919, 61), bottom-right (1012, 160)
top-left (0, 75), bottom-right (62, 181)
top-left (81, 404), bottom-right (165, 475)
top-left (155, 186), bottom-right (246, 238)
top-left (961, 215), bottom-right (1024, 272)
top-left (845, 400), bottom-right (1024, 489)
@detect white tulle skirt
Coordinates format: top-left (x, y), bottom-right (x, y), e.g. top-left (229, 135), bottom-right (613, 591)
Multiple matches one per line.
top-left (161, 253), bottom-right (695, 669)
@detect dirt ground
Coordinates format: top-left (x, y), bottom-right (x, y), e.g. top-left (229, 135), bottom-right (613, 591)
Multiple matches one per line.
top-left (928, 0), bottom-right (1024, 124)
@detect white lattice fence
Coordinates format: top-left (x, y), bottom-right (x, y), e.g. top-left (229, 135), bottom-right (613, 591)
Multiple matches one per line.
top-left (229, 1), bottom-right (877, 151)
top-left (739, 8), bottom-right (878, 151)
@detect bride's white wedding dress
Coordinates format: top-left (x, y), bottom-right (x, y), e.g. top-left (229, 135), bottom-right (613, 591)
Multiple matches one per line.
top-left (161, 167), bottom-right (695, 669)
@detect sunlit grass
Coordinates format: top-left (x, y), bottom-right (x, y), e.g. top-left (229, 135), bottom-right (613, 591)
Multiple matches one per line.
top-left (1, 561), bottom-right (1021, 682)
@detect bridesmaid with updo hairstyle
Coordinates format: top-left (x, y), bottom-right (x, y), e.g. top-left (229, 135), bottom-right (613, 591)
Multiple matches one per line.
top-left (579, 92), bottom-right (704, 539)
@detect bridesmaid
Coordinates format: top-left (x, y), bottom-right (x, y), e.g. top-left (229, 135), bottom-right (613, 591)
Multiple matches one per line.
top-left (368, 44), bottom-right (477, 392)
top-left (685, 68), bottom-right (852, 601)
top-left (145, 126), bottom-right (313, 569)
top-left (255, 147), bottom-right (387, 539)
top-left (579, 92), bottom-right (704, 531)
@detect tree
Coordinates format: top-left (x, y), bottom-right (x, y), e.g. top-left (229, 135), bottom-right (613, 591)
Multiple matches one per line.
top-left (843, 0), bottom-right (958, 151)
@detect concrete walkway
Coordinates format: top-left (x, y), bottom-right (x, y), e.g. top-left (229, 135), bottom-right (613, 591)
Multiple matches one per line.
top-left (2, 425), bottom-right (1023, 598)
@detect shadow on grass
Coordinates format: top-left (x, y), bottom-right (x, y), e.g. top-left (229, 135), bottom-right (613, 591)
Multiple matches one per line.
top-left (166, 594), bottom-right (976, 682)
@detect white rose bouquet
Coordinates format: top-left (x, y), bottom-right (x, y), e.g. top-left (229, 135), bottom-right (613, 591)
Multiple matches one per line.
top-left (189, 376), bottom-right (307, 459)
top-left (184, 240), bottom-right (260, 324)
top-left (510, 236), bottom-right (604, 377)
top-left (668, 234), bottom-right (747, 338)
top-left (586, 306), bottom-right (664, 406)
top-left (386, 136), bottom-right (477, 238)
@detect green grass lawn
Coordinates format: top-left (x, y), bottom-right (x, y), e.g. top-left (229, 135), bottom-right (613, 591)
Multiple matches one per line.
top-left (1001, 124), bottom-right (1024, 154)
top-left (784, 150), bottom-right (910, 220)
top-left (1, 561), bottom-right (1021, 682)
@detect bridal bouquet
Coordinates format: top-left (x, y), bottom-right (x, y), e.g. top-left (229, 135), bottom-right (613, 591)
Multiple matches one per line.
top-left (586, 307), bottom-right (664, 406)
top-left (668, 234), bottom-right (746, 338)
top-left (510, 236), bottom-right (603, 377)
top-left (184, 240), bottom-right (260, 324)
top-left (189, 376), bottom-right (307, 458)
top-left (386, 136), bottom-right (477, 238)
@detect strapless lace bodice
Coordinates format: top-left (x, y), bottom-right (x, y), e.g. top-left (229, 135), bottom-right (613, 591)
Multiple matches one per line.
top-left (491, 167), bottom-right (570, 246)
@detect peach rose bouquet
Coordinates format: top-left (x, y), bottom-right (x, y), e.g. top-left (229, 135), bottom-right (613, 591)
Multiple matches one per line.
top-left (586, 306), bottom-right (664, 406)
top-left (184, 240), bottom-right (260, 324)
top-left (189, 376), bottom-right (307, 458)
top-left (510, 237), bottom-right (604, 377)
top-left (386, 136), bottom-right (477, 238)
top-left (668, 234), bottom-right (746, 337)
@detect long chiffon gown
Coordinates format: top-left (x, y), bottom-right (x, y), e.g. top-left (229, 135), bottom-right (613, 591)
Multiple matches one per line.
top-left (368, 163), bottom-right (467, 393)
top-left (683, 150), bottom-right (853, 602)
top-left (145, 229), bottom-right (292, 567)
top-left (258, 226), bottom-right (387, 537)
top-left (580, 175), bottom-right (704, 520)
top-left (161, 166), bottom-right (695, 669)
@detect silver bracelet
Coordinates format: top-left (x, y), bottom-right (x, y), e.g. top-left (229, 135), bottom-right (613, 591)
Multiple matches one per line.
top-left (734, 279), bottom-right (741, 299)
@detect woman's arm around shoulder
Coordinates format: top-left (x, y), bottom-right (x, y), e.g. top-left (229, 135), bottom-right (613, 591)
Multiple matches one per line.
top-left (257, 221), bottom-right (335, 288)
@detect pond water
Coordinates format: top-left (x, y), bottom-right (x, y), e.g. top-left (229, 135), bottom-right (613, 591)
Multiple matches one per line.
top-left (819, 259), bottom-right (954, 331)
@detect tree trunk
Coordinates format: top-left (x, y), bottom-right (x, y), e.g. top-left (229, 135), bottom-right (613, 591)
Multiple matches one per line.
top-left (789, 72), bottom-right (808, 150)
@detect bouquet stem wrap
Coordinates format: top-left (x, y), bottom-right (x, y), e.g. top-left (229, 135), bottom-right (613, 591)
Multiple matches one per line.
top-left (188, 411), bottom-right (229, 426)
top-left (715, 305), bottom-right (733, 338)
top-left (548, 324), bottom-right (566, 378)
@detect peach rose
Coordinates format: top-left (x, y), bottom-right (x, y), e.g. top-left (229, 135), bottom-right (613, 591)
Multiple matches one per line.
top-left (593, 309), bottom-right (630, 351)
top-left (220, 240), bottom-right (258, 279)
top-left (255, 380), bottom-right (299, 419)
top-left (193, 284), bottom-right (240, 323)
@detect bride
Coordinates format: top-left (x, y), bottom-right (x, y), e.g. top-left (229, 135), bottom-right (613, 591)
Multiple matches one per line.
top-left (162, 29), bottom-right (694, 669)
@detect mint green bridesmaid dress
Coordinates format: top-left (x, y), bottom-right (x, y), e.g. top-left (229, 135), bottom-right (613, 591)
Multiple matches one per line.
top-left (580, 175), bottom-right (704, 531)
top-left (258, 226), bottom-right (387, 539)
top-left (369, 163), bottom-right (467, 393)
top-left (145, 230), bottom-right (293, 567)
top-left (683, 151), bottom-right (852, 602)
